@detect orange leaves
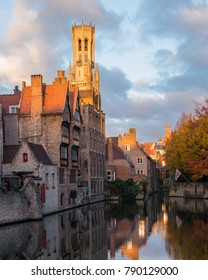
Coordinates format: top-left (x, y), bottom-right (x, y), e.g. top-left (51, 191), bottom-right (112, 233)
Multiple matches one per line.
top-left (165, 97), bottom-right (208, 180)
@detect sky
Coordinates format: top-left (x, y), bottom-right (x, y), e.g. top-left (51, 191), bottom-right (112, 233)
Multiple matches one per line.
top-left (0, 0), bottom-right (208, 143)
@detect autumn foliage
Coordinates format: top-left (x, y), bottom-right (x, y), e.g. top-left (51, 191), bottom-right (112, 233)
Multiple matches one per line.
top-left (165, 97), bottom-right (208, 180)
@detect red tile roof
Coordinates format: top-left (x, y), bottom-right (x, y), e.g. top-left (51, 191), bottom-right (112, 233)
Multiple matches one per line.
top-left (19, 84), bottom-right (68, 115)
top-left (19, 87), bottom-right (31, 114)
top-left (0, 93), bottom-right (21, 114)
top-left (43, 85), bottom-right (67, 114)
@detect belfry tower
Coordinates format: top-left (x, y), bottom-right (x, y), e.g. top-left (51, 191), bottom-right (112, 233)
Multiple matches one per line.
top-left (68, 21), bottom-right (106, 202)
top-left (68, 21), bottom-right (101, 111)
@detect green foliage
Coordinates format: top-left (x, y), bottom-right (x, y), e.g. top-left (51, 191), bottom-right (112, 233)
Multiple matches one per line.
top-left (108, 178), bottom-right (142, 201)
top-left (165, 98), bottom-right (208, 181)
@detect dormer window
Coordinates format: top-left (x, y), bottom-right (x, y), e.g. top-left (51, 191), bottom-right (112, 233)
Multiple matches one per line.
top-left (23, 153), bottom-right (28, 162)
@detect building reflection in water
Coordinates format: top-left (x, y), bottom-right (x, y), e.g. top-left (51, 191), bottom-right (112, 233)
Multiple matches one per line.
top-left (0, 194), bottom-right (208, 260)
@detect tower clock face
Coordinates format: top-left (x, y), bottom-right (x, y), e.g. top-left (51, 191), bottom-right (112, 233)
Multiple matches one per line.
top-left (76, 59), bottom-right (82, 67)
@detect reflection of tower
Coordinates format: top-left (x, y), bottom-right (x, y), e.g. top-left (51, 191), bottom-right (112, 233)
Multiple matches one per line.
top-left (68, 21), bottom-right (101, 111)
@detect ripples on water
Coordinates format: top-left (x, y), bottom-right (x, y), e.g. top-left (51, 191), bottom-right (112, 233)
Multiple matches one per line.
top-left (0, 193), bottom-right (208, 260)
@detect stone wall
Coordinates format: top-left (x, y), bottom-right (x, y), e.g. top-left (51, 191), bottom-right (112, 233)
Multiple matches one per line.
top-left (0, 181), bottom-right (42, 225)
top-left (169, 182), bottom-right (208, 199)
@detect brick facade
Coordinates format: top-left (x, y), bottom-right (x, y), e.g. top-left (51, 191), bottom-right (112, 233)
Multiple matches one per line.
top-left (106, 128), bottom-right (157, 192)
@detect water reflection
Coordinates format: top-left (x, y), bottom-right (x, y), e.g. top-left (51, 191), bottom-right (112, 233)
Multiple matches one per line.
top-left (0, 194), bottom-right (208, 260)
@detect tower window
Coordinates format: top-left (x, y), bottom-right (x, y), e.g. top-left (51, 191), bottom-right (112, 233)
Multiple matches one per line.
top-left (78, 39), bottom-right (82, 51)
top-left (85, 39), bottom-right (88, 51)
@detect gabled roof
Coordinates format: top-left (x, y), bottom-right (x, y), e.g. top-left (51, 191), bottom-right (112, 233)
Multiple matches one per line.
top-left (28, 142), bottom-right (53, 165)
top-left (19, 87), bottom-right (31, 114)
top-left (0, 93), bottom-right (21, 114)
top-left (106, 142), bottom-right (134, 168)
top-left (69, 87), bottom-right (79, 117)
top-left (43, 85), bottom-right (67, 114)
top-left (3, 145), bottom-right (20, 164)
top-left (144, 142), bottom-right (157, 156)
top-left (19, 84), bottom-right (68, 115)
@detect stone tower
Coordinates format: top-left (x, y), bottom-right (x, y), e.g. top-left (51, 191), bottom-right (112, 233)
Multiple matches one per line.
top-left (68, 21), bottom-right (106, 202)
top-left (68, 21), bottom-right (101, 111)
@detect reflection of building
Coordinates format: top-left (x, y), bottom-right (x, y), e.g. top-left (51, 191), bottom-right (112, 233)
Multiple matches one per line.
top-left (39, 202), bottom-right (108, 260)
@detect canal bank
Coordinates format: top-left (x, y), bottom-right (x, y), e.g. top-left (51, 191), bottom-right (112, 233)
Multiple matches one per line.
top-left (169, 182), bottom-right (208, 199)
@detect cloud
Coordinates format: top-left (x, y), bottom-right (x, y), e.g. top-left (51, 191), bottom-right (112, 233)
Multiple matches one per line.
top-left (0, 0), bottom-right (123, 92)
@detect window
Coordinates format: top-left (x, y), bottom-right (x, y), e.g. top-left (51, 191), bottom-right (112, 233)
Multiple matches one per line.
top-left (137, 169), bottom-right (144, 175)
top-left (75, 109), bottom-right (80, 121)
top-left (138, 157), bottom-right (143, 164)
top-left (45, 173), bottom-right (49, 189)
top-left (9, 105), bottom-right (18, 114)
top-left (125, 144), bottom-right (130, 151)
top-left (52, 173), bottom-right (55, 189)
top-left (60, 144), bottom-right (68, 160)
top-left (85, 38), bottom-right (88, 51)
top-left (71, 147), bottom-right (78, 162)
top-left (23, 153), bottom-right (28, 162)
top-left (73, 127), bottom-right (79, 141)
top-left (62, 123), bottom-right (69, 138)
top-left (70, 169), bottom-right (76, 183)
top-left (59, 168), bottom-right (65, 184)
top-left (107, 171), bottom-right (112, 181)
top-left (78, 39), bottom-right (82, 51)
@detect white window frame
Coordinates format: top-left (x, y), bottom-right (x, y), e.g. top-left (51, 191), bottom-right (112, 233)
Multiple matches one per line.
top-left (137, 157), bottom-right (143, 164)
top-left (9, 105), bottom-right (18, 114)
top-left (137, 169), bottom-right (144, 175)
top-left (125, 144), bottom-right (130, 151)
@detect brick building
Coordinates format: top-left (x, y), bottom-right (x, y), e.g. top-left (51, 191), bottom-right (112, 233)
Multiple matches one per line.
top-left (106, 128), bottom-right (157, 192)
top-left (18, 72), bottom-right (81, 208)
top-left (68, 22), bottom-right (106, 202)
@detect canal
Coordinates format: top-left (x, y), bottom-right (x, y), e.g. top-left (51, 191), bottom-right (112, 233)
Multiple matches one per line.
top-left (0, 193), bottom-right (208, 260)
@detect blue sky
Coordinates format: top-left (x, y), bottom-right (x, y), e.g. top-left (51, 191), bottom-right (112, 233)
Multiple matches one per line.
top-left (0, 0), bottom-right (208, 142)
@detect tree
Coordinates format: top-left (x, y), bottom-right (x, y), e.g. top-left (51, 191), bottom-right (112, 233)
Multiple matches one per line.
top-left (165, 97), bottom-right (208, 181)
top-left (108, 178), bottom-right (141, 201)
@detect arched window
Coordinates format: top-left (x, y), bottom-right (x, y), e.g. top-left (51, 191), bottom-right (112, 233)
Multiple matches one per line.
top-left (85, 38), bottom-right (88, 51)
top-left (78, 39), bottom-right (82, 51)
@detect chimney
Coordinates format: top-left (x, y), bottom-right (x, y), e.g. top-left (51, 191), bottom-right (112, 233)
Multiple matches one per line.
top-left (31, 74), bottom-right (43, 115)
top-left (108, 138), bottom-right (114, 162)
top-left (57, 70), bottom-right (65, 77)
top-left (13, 85), bottom-right (20, 94)
top-left (22, 81), bottom-right (26, 90)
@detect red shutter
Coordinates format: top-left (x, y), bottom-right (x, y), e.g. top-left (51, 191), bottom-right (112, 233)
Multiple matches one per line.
top-left (41, 184), bottom-right (46, 203)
